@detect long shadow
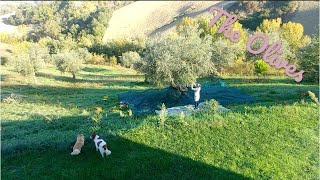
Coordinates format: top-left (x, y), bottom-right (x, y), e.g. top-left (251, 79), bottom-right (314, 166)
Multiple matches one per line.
top-left (82, 67), bottom-right (112, 73)
top-left (2, 133), bottom-right (251, 179)
top-left (1, 84), bottom-right (143, 109)
top-left (222, 77), bottom-right (318, 86)
top-left (36, 72), bottom-right (144, 87)
top-left (225, 83), bottom-right (319, 108)
top-left (1, 114), bottom-right (147, 155)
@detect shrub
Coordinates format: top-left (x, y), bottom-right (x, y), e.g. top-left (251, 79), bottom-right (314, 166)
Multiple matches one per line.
top-left (87, 53), bottom-right (105, 65)
top-left (240, 1), bottom-right (264, 14)
top-left (158, 103), bottom-right (167, 127)
top-left (89, 37), bottom-right (146, 59)
top-left (0, 33), bottom-right (22, 44)
top-left (254, 60), bottom-right (269, 75)
top-left (298, 36), bottom-right (319, 83)
top-left (256, 18), bottom-right (282, 33)
top-left (201, 99), bottom-right (220, 113)
top-left (176, 17), bottom-right (196, 34)
top-left (0, 56), bottom-right (9, 66)
top-left (109, 55), bottom-right (117, 66)
top-left (119, 51), bottom-right (141, 68)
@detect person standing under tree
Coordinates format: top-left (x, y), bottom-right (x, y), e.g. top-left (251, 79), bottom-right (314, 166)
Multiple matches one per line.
top-left (191, 83), bottom-right (201, 109)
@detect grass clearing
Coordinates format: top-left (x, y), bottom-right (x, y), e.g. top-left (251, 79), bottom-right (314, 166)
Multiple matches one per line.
top-left (1, 64), bottom-right (319, 179)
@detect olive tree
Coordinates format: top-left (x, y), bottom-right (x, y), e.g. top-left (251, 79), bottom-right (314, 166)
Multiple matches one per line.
top-left (54, 50), bottom-right (86, 79)
top-left (142, 25), bottom-right (216, 88)
top-left (14, 44), bottom-right (49, 83)
top-left (211, 37), bottom-right (244, 74)
top-left (298, 36), bottom-right (319, 83)
top-left (119, 51), bottom-right (141, 68)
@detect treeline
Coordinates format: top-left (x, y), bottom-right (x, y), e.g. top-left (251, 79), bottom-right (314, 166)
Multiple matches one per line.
top-left (7, 1), bottom-right (112, 45)
top-left (228, 1), bottom-right (299, 30)
top-left (1, 1), bottom-right (318, 85)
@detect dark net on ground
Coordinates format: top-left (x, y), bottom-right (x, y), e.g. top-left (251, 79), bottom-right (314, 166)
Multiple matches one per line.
top-left (119, 83), bottom-right (255, 115)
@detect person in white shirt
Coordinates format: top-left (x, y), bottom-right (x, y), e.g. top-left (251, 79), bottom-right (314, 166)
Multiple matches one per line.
top-left (191, 83), bottom-right (201, 109)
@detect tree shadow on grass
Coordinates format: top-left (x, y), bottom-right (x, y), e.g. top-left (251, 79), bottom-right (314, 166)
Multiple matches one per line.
top-left (223, 77), bottom-right (318, 86)
top-left (1, 84), bottom-right (143, 109)
top-left (1, 113), bottom-right (148, 155)
top-left (82, 67), bottom-right (112, 73)
top-left (220, 77), bottom-right (319, 106)
top-left (37, 72), bottom-right (144, 87)
top-left (2, 134), bottom-right (251, 179)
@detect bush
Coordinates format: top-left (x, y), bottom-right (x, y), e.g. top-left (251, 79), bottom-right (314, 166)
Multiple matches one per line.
top-left (158, 103), bottom-right (167, 127)
top-left (298, 36), bottom-right (319, 83)
top-left (225, 58), bottom-right (254, 76)
top-left (0, 33), bottom-right (22, 44)
top-left (87, 54), bottom-right (105, 65)
top-left (89, 37), bottom-right (146, 59)
top-left (254, 60), bottom-right (269, 75)
top-left (109, 56), bottom-right (117, 66)
top-left (0, 56), bottom-right (9, 66)
top-left (201, 99), bottom-right (220, 113)
top-left (241, 1), bottom-right (264, 14)
top-left (119, 51), bottom-right (141, 68)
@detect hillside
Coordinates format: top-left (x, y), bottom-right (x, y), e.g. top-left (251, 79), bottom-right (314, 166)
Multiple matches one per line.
top-left (102, 1), bottom-right (236, 41)
top-left (284, 1), bottom-right (319, 35)
top-left (102, 1), bottom-right (319, 41)
top-left (0, 12), bottom-right (17, 34)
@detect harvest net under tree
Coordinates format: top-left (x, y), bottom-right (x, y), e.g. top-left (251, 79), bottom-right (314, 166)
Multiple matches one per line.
top-left (119, 82), bottom-right (255, 115)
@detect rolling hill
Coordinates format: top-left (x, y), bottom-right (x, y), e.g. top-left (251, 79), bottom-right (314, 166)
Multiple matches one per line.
top-left (102, 1), bottom-right (319, 42)
top-left (102, 1), bottom-right (236, 41)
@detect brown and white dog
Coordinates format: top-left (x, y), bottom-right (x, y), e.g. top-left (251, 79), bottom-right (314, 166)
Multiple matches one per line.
top-left (90, 132), bottom-right (111, 158)
top-left (71, 134), bottom-right (85, 155)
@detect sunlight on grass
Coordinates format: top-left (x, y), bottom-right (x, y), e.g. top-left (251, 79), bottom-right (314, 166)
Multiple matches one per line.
top-left (1, 64), bottom-right (319, 179)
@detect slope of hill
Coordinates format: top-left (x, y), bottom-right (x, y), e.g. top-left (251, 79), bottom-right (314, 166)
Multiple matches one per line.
top-left (0, 12), bottom-right (17, 34)
top-left (103, 1), bottom-right (318, 41)
top-left (284, 1), bottom-right (319, 35)
top-left (102, 1), bottom-right (234, 41)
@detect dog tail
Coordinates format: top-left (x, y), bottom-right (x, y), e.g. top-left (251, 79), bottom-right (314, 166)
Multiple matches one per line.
top-left (71, 149), bottom-right (80, 155)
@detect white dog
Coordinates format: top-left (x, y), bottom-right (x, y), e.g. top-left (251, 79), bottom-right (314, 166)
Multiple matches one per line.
top-left (90, 132), bottom-right (111, 158)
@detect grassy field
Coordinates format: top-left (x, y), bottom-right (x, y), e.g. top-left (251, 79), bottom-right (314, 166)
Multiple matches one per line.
top-left (1, 64), bottom-right (319, 179)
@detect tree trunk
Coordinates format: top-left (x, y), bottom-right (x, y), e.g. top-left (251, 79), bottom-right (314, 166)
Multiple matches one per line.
top-left (32, 72), bottom-right (38, 84)
top-left (72, 73), bottom-right (76, 79)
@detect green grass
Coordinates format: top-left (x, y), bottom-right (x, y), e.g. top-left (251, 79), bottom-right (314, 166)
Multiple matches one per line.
top-left (1, 64), bottom-right (319, 179)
